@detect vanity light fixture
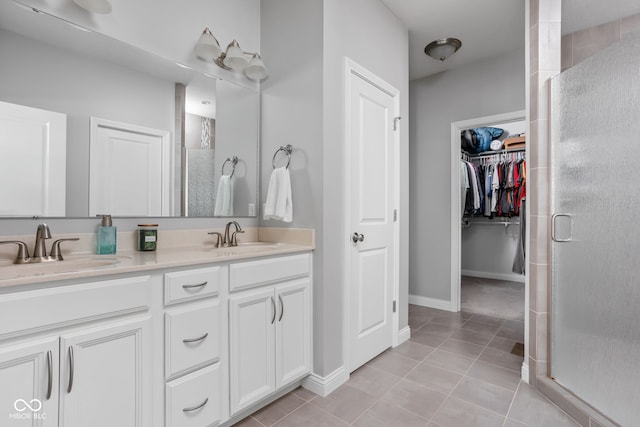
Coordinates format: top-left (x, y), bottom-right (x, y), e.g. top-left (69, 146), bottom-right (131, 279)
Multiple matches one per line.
top-left (424, 37), bottom-right (462, 61)
top-left (195, 28), bottom-right (269, 81)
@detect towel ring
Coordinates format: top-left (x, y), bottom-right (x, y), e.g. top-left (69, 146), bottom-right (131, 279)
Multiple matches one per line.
top-left (272, 145), bottom-right (293, 169)
top-left (221, 156), bottom-right (238, 178)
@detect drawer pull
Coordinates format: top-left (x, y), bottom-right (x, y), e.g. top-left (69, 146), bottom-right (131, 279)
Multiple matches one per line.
top-left (182, 332), bottom-right (209, 344)
top-left (183, 397), bottom-right (209, 413)
top-left (278, 294), bottom-right (284, 322)
top-left (67, 346), bottom-right (74, 394)
top-left (46, 350), bottom-right (53, 400)
top-left (182, 281), bottom-right (208, 290)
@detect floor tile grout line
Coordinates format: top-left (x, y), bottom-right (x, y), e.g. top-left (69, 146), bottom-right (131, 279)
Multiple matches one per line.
top-left (501, 379), bottom-right (524, 427)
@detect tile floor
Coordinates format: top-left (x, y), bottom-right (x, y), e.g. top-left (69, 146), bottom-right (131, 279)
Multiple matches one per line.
top-left (233, 304), bottom-right (578, 427)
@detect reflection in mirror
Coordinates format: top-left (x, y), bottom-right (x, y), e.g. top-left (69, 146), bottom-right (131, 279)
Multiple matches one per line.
top-left (0, 1), bottom-right (259, 218)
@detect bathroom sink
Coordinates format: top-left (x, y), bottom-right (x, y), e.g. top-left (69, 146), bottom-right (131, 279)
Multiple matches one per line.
top-left (0, 255), bottom-right (132, 281)
top-left (212, 242), bottom-right (285, 256)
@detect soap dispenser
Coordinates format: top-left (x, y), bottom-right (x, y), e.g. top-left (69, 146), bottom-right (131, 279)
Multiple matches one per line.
top-left (97, 215), bottom-right (117, 254)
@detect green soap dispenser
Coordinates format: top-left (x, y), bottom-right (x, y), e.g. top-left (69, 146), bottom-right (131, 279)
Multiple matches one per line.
top-left (97, 215), bottom-right (117, 254)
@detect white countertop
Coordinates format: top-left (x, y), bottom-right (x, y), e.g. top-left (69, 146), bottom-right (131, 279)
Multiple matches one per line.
top-left (0, 227), bottom-right (315, 290)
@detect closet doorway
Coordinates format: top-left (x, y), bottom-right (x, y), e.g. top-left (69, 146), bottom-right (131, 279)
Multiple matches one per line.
top-left (450, 111), bottom-right (527, 372)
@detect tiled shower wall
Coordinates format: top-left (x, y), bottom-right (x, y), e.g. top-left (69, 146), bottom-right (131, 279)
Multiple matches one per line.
top-left (561, 13), bottom-right (640, 71)
top-left (530, 2), bottom-right (633, 426)
top-left (527, 0), bottom-right (559, 387)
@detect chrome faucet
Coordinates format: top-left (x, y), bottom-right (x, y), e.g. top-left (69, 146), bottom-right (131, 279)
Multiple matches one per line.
top-left (0, 223), bottom-right (78, 264)
top-left (223, 221), bottom-right (244, 247)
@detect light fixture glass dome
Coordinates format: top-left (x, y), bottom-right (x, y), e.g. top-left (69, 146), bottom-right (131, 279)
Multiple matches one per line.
top-left (195, 28), bottom-right (222, 61)
top-left (244, 54), bottom-right (268, 81)
top-left (424, 38), bottom-right (462, 61)
top-left (223, 40), bottom-right (249, 71)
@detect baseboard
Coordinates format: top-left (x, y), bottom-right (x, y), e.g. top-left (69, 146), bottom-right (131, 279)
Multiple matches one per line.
top-left (461, 269), bottom-right (525, 283)
top-left (408, 294), bottom-right (452, 311)
top-left (302, 366), bottom-right (348, 397)
top-left (521, 361), bottom-right (529, 383)
top-left (395, 326), bottom-right (411, 347)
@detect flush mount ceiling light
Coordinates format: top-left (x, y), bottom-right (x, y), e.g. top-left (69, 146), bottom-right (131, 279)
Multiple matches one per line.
top-left (73, 0), bottom-right (112, 14)
top-left (424, 37), bottom-right (462, 61)
top-left (195, 28), bottom-right (268, 81)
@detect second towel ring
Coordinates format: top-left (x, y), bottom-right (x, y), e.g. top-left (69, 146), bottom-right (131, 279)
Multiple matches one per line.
top-left (272, 145), bottom-right (293, 169)
top-left (221, 156), bottom-right (238, 178)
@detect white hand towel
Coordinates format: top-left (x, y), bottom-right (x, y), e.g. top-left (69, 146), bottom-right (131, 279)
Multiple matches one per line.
top-left (263, 167), bottom-right (292, 222)
top-left (214, 175), bottom-right (234, 216)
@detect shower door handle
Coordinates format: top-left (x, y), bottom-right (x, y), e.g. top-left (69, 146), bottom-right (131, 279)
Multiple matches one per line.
top-left (551, 213), bottom-right (573, 242)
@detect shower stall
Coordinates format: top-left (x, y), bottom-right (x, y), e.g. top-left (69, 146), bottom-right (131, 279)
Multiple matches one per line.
top-left (550, 30), bottom-right (640, 426)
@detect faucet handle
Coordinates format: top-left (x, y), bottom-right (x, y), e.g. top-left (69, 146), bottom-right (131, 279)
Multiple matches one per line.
top-left (0, 241), bottom-right (30, 264)
top-left (49, 238), bottom-right (80, 261)
top-left (207, 232), bottom-right (223, 248)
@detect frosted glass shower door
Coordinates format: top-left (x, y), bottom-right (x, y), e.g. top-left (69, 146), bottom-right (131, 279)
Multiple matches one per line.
top-left (550, 32), bottom-right (640, 426)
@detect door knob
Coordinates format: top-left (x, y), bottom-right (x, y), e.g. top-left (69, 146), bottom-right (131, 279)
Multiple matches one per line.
top-left (352, 232), bottom-right (365, 243)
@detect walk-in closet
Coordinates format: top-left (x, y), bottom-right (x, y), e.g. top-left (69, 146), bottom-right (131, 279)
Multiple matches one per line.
top-left (455, 114), bottom-right (526, 325)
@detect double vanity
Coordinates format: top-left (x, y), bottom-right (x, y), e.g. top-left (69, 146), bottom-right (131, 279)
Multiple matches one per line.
top-left (0, 225), bottom-right (314, 427)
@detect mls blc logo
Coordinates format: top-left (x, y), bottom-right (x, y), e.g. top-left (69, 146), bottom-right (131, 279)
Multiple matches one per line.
top-left (9, 398), bottom-right (46, 420)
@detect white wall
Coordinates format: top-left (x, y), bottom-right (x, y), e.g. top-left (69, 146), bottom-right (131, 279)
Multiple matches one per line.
top-left (261, 0), bottom-right (409, 378)
top-left (410, 48), bottom-right (526, 302)
top-left (323, 0), bottom-right (410, 374)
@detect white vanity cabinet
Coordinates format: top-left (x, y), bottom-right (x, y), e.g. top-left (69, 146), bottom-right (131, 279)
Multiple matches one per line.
top-left (0, 337), bottom-right (59, 426)
top-left (0, 275), bottom-right (153, 427)
top-left (163, 266), bottom-right (228, 427)
top-left (59, 316), bottom-right (151, 427)
top-left (228, 254), bottom-right (312, 415)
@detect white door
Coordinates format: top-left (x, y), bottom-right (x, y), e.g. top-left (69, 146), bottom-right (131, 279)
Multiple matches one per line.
top-left (89, 118), bottom-right (171, 216)
top-left (0, 337), bottom-right (59, 427)
top-left (0, 100), bottom-right (66, 216)
top-left (275, 279), bottom-right (311, 388)
top-left (59, 317), bottom-right (151, 427)
top-left (347, 62), bottom-right (398, 372)
top-left (228, 288), bottom-right (276, 415)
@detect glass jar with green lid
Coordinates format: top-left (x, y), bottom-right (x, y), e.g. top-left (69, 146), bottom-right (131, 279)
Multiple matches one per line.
top-left (137, 224), bottom-right (158, 251)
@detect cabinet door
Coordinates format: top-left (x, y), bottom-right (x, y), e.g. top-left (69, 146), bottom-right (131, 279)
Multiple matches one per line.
top-left (59, 316), bottom-right (151, 427)
top-left (229, 288), bottom-right (276, 415)
top-left (0, 337), bottom-right (58, 427)
top-left (275, 279), bottom-right (312, 388)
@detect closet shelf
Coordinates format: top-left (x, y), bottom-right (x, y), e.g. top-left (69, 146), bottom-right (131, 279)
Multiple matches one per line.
top-left (461, 147), bottom-right (525, 160)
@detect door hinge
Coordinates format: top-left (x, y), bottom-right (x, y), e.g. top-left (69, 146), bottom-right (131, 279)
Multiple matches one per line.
top-left (393, 300), bottom-right (397, 313)
top-left (393, 116), bottom-right (402, 131)
top-left (393, 209), bottom-right (397, 222)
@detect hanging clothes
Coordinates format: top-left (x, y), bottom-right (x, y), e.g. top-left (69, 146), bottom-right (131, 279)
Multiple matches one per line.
top-left (462, 152), bottom-right (526, 219)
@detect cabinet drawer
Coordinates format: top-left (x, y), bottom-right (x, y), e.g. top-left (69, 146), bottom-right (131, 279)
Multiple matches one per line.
top-left (165, 300), bottom-right (220, 380)
top-left (166, 363), bottom-right (221, 427)
top-left (164, 266), bottom-right (224, 305)
top-left (229, 253), bottom-right (310, 292)
top-left (0, 275), bottom-right (151, 339)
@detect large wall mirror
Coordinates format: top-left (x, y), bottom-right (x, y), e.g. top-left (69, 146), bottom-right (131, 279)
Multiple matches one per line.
top-left (0, 1), bottom-right (259, 218)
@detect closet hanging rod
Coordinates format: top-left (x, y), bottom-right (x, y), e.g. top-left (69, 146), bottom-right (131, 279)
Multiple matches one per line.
top-left (462, 219), bottom-right (520, 228)
top-left (461, 147), bottom-right (525, 159)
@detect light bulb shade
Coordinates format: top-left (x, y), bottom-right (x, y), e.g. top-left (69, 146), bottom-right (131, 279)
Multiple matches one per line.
top-left (244, 54), bottom-right (268, 81)
top-left (195, 28), bottom-right (221, 61)
top-left (223, 40), bottom-right (249, 71)
top-left (424, 38), bottom-right (462, 61)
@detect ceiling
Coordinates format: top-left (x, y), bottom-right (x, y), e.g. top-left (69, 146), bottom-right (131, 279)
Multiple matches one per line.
top-left (380, 0), bottom-right (525, 81)
top-left (381, 0), bottom-right (640, 82)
